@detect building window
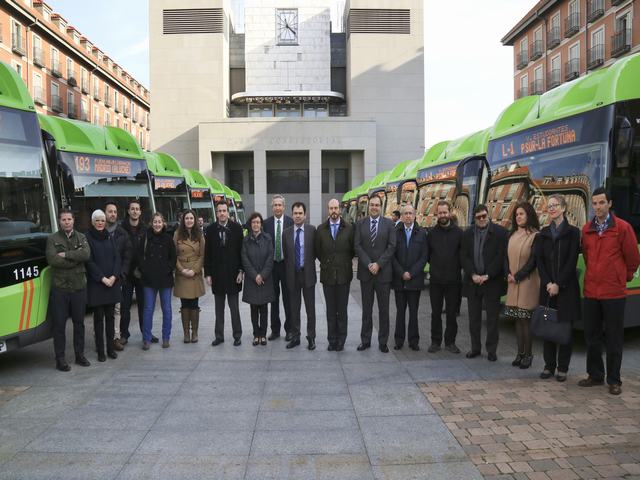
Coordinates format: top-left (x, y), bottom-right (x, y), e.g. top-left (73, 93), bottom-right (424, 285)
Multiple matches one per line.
top-left (248, 104), bottom-right (273, 117)
top-left (229, 170), bottom-right (244, 194)
top-left (51, 48), bottom-right (60, 75)
top-left (12, 61), bottom-right (23, 79)
top-left (267, 169), bottom-right (309, 193)
top-left (275, 104), bottom-right (301, 117)
top-left (335, 168), bottom-right (349, 193)
top-left (66, 58), bottom-right (74, 80)
top-left (322, 169), bottom-right (329, 193)
top-left (303, 104), bottom-right (328, 117)
top-left (519, 74), bottom-right (528, 98)
top-left (105, 111), bottom-right (110, 126)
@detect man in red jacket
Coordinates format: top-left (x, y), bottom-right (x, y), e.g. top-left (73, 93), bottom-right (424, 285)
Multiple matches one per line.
top-left (579, 187), bottom-right (640, 395)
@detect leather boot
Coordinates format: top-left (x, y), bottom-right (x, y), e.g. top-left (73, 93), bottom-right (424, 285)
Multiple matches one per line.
top-left (190, 309), bottom-right (199, 343)
top-left (181, 309), bottom-right (190, 343)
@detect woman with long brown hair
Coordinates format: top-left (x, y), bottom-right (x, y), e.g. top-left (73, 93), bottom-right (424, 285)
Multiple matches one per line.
top-left (173, 209), bottom-right (205, 343)
top-left (506, 201), bottom-right (540, 369)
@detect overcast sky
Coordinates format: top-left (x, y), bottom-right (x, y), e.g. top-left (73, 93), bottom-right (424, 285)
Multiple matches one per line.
top-left (48, 0), bottom-right (533, 148)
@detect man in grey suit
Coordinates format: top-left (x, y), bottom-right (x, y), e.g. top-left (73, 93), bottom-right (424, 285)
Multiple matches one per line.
top-left (283, 201), bottom-right (317, 350)
top-left (354, 195), bottom-right (397, 352)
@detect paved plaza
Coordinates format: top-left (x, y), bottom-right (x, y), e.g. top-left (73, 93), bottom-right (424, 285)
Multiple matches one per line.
top-left (1, 282), bottom-right (639, 480)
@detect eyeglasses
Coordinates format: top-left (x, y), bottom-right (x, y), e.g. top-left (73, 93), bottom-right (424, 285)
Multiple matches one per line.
top-left (474, 214), bottom-right (488, 220)
top-left (547, 203), bottom-right (561, 210)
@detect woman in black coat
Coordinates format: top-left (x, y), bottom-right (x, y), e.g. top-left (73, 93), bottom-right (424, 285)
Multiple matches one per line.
top-left (536, 194), bottom-right (581, 382)
top-left (140, 212), bottom-right (177, 350)
top-left (86, 209), bottom-right (122, 362)
top-left (241, 212), bottom-right (275, 346)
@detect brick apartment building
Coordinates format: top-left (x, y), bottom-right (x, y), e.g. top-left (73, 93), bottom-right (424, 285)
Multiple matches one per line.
top-left (0, 0), bottom-right (150, 148)
top-left (502, 0), bottom-right (640, 99)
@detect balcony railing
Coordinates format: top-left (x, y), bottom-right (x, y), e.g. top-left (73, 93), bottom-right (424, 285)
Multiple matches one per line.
top-left (611, 29), bottom-right (631, 58)
top-left (67, 102), bottom-right (77, 119)
top-left (565, 58), bottom-right (580, 80)
top-left (80, 110), bottom-right (89, 122)
top-left (547, 27), bottom-right (561, 49)
top-left (517, 87), bottom-right (529, 99)
top-left (530, 79), bottom-right (544, 95)
top-left (51, 94), bottom-right (63, 113)
top-left (33, 86), bottom-right (46, 105)
top-left (587, 44), bottom-right (605, 70)
top-left (104, 96), bottom-right (112, 108)
top-left (547, 69), bottom-right (561, 89)
top-left (67, 76), bottom-right (78, 88)
top-left (587, 0), bottom-right (604, 23)
top-left (93, 89), bottom-right (101, 101)
top-left (123, 106), bottom-right (129, 118)
top-left (530, 40), bottom-right (544, 60)
top-left (33, 47), bottom-right (45, 67)
top-left (81, 80), bottom-right (89, 94)
top-left (565, 13), bottom-right (580, 38)
top-left (11, 33), bottom-right (26, 56)
top-left (51, 61), bottom-right (62, 78)
top-left (516, 50), bottom-right (529, 69)
top-left (114, 101), bottom-right (120, 113)
top-left (132, 111), bottom-right (138, 123)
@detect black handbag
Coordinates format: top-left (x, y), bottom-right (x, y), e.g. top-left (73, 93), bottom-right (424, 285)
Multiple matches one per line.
top-left (531, 300), bottom-right (571, 345)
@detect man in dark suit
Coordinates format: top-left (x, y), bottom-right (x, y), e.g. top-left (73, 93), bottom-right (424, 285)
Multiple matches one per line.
top-left (354, 194), bottom-right (397, 352)
top-left (204, 202), bottom-right (244, 346)
top-left (316, 199), bottom-right (355, 351)
top-left (460, 204), bottom-right (508, 361)
top-left (282, 201), bottom-right (317, 350)
top-left (263, 195), bottom-right (294, 341)
top-left (392, 204), bottom-right (428, 351)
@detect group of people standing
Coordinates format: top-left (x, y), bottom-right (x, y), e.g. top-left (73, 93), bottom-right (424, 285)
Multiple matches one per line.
top-left (46, 188), bottom-right (639, 395)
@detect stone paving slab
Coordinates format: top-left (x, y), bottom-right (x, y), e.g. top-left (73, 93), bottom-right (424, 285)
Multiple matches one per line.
top-left (0, 453), bottom-right (128, 480)
top-left (349, 383), bottom-right (435, 416)
top-left (115, 454), bottom-right (247, 480)
top-left (243, 454), bottom-right (374, 480)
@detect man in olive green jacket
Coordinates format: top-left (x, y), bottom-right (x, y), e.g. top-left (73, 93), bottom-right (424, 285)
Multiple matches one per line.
top-left (45, 209), bottom-right (91, 371)
top-left (315, 199), bottom-right (355, 351)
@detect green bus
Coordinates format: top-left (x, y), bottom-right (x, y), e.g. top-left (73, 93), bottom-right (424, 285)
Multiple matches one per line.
top-left (205, 176), bottom-right (227, 212)
top-left (394, 158), bottom-right (422, 211)
top-left (383, 159), bottom-right (414, 218)
top-left (0, 62), bottom-right (57, 353)
top-left (231, 190), bottom-right (246, 225)
top-left (354, 179), bottom-right (373, 222)
top-left (367, 170), bottom-right (392, 215)
top-left (39, 114), bottom-right (154, 232)
top-left (416, 132), bottom-right (491, 228)
top-left (486, 52), bottom-right (640, 326)
top-left (221, 184), bottom-right (238, 221)
top-left (183, 168), bottom-right (215, 225)
top-left (144, 151), bottom-right (190, 230)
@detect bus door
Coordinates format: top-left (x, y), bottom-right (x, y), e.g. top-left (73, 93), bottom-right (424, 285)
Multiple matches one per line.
top-left (455, 156), bottom-right (491, 227)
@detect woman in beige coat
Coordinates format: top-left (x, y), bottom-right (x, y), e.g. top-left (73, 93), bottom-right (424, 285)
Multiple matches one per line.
top-left (506, 202), bottom-right (540, 370)
top-left (174, 209), bottom-right (205, 343)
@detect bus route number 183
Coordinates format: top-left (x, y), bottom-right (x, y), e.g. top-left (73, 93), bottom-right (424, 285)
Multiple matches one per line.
top-left (13, 266), bottom-right (39, 281)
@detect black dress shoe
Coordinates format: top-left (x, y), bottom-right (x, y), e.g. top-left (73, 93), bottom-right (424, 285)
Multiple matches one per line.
top-left (211, 338), bottom-right (224, 346)
top-left (540, 369), bottom-right (554, 379)
top-left (409, 344), bottom-right (420, 351)
top-left (466, 350), bottom-right (481, 359)
top-left (56, 360), bottom-right (71, 372)
top-left (286, 338), bottom-right (300, 349)
top-left (285, 333), bottom-right (293, 342)
top-left (394, 344), bottom-right (402, 350)
top-left (268, 332), bottom-right (280, 341)
top-left (379, 344), bottom-right (389, 353)
top-left (357, 343), bottom-right (371, 351)
top-left (75, 356), bottom-right (91, 367)
top-left (233, 339), bottom-right (242, 346)
top-left (97, 353), bottom-right (107, 362)
top-left (327, 344), bottom-right (336, 351)
top-left (487, 352), bottom-right (498, 362)
top-left (107, 351), bottom-right (118, 360)
top-left (151, 335), bottom-right (159, 343)
top-left (307, 337), bottom-right (316, 351)
top-left (578, 376), bottom-right (604, 387)
top-left (335, 344), bottom-right (344, 352)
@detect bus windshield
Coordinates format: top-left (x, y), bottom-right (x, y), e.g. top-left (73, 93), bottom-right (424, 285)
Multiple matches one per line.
top-left (487, 107), bottom-right (612, 230)
top-left (384, 185), bottom-right (399, 218)
top-left (416, 162), bottom-right (459, 228)
top-left (0, 107), bottom-right (52, 242)
top-left (59, 152), bottom-right (153, 232)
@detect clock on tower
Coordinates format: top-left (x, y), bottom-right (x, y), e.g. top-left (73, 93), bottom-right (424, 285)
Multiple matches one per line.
top-left (276, 8), bottom-right (298, 45)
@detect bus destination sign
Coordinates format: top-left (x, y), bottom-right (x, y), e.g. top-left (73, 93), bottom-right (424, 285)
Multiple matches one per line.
top-left (417, 164), bottom-right (457, 184)
top-left (154, 177), bottom-right (180, 190)
top-left (61, 152), bottom-right (146, 178)
top-left (190, 188), bottom-right (209, 199)
top-left (495, 117), bottom-right (582, 161)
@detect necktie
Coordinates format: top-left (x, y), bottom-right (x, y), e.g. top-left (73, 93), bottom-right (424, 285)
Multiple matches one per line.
top-left (295, 228), bottom-right (302, 271)
top-left (406, 228), bottom-right (411, 248)
top-left (275, 219), bottom-right (282, 261)
top-left (370, 218), bottom-right (377, 246)
top-left (331, 223), bottom-right (337, 240)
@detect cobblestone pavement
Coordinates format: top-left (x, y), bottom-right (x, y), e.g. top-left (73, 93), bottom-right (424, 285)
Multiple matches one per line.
top-left (1, 280), bottom-right (639, 479)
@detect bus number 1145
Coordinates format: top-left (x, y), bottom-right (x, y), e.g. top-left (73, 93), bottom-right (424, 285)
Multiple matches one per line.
top-left (13, 266), bottom-right (39, 281)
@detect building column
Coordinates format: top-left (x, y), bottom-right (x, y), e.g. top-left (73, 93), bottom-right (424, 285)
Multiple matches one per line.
top-left (253, 149), bottom-right (267, 216)
top-left (309, 149), bottom-right (322, 225)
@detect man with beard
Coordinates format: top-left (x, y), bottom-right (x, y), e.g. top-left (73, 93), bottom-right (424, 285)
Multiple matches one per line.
top-left (315, 199), bottom-right (355, 351)
top-left (104, 202), bottom-right (132, 351)
top-left (426, 200), bottom-right (463, 354)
